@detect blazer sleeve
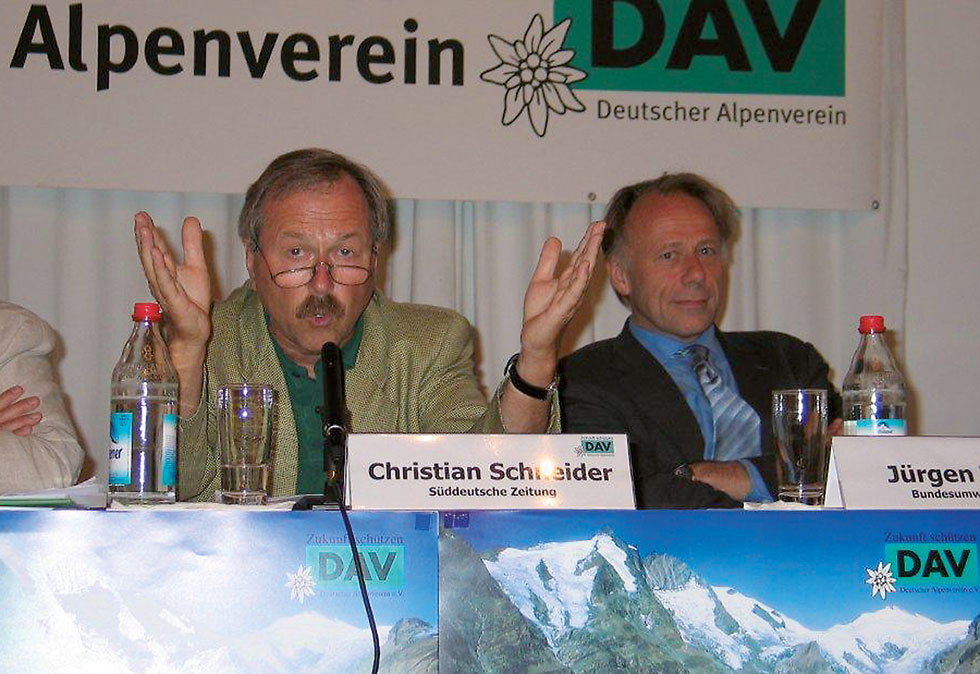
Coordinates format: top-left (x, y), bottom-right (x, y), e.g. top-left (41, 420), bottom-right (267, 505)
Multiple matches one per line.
top-left (177, 365), bottom-right (218, 502)
top-left (417, 312), bottom-right (559, 434)
top-left (743, 333), bottom-right (842, 494)
top-left (799, 339), bottom-right (843, 420)
top-left (560, 354), bottom-right (740, 509)
top-left (0, 305), bottom-right (84, 494)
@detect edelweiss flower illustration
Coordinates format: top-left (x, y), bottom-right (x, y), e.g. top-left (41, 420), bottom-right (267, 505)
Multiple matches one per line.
top-left (865, 561), bottom-right (897, 599)
top-left (285, 563), bottom-right (316, 603)
top-left (480, 14), bottom-right (587, 137)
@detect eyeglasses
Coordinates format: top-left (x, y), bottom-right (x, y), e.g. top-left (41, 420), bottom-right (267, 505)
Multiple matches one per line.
top-left (255, 246), bottom-right (374, 289)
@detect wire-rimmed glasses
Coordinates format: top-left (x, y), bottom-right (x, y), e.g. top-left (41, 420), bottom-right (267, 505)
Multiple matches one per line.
top-left (256, 246), bottom-right (374, 289)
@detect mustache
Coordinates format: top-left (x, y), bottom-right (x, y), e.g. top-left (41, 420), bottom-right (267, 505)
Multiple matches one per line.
top-left (297, 294), bottom-right (344, 320)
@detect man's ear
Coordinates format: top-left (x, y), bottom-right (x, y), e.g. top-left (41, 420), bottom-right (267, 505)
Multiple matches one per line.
top-left (243, 239), bottom-right (257, 283)
top-left (607, 255), bottom-right (630, 299)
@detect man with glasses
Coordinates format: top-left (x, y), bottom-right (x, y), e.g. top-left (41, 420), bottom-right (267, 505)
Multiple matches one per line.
top-left (135, 148), bottom-right (603, 501)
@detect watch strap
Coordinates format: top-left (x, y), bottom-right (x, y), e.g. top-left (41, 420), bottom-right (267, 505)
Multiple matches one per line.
top-left (505, 353), bottom-right (557, 400)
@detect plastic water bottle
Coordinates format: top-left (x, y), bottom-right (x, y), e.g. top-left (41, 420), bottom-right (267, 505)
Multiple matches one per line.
top-left (108, 302), bottom-right (179, 503)
top-left (841, 315), bottom-right (908, 436)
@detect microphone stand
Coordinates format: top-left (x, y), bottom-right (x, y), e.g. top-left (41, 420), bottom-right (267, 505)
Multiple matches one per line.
top-left (294, 342), bottom-right (348, 510)
top-left (291, 342), bottom-right (380, 673)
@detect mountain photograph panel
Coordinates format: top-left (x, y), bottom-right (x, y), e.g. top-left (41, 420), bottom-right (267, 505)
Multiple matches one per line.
top-left (439, 511), bottom-right (980, 674)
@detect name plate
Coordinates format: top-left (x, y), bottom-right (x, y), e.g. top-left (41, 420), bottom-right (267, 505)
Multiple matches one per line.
top-left (346, 434), bottom-right (634, 510)
top-left (825, 436), bottom-right (980, 509)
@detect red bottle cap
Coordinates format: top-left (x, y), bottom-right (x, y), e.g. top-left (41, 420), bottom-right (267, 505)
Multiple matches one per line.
top-left (858, 315), bottom-right (885, 334)
top-left (132, 302), bottom-right (162, 322)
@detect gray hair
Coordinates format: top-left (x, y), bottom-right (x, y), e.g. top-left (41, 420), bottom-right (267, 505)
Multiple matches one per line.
top-left (238, 148), bottom-right (390, 246)
top-left (601, 172), bottom-right (739, 259)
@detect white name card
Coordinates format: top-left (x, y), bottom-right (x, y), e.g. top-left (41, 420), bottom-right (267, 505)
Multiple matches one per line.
top-left (824, 436), bottom-right (980, 509)
top-left (346, 434), bottom-right (634, 510)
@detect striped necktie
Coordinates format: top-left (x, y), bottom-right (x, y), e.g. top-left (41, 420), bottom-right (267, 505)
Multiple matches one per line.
top-left (683, 344), bottom-right (761, 461)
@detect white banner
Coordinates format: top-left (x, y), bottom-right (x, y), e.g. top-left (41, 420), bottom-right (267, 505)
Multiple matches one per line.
top-left (0, 1), bottom-right (880, 209)
top-left (825, 436), bottom-right (980, 509)
top-left (347, 433), bottom-right (634, 510)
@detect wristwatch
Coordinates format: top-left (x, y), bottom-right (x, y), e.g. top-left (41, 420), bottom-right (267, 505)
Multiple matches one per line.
top-left (673, 464), bottom-right (694, 480)
top-left (505, 353), bottom-right (558, 400)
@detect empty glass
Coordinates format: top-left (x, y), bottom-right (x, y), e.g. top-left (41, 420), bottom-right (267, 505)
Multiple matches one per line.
top-left (772, 389), bottom-right (829, 505)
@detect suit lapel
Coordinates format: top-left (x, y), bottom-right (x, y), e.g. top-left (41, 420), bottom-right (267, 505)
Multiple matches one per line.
top-left (346, 292), bottom-right (399, 431)
top-left (612, 325), bottom-right (704, 460)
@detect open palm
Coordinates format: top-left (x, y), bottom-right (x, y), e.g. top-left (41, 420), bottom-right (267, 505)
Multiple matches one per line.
top-left (134, 212), bottom-right (212, 347)
top-left (521, 221), bottom-right (604, 356)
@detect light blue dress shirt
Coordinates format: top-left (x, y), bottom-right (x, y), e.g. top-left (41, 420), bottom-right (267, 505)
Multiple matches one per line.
top-left (629, 321), bottom-right (773, 502)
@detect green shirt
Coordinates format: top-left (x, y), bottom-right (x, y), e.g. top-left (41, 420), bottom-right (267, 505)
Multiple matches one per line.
top-left (270, 316), bottom-right (364, 494)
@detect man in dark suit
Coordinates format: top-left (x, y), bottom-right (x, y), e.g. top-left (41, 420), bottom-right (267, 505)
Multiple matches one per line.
top-left (560, 173), bottom-right (841, 508)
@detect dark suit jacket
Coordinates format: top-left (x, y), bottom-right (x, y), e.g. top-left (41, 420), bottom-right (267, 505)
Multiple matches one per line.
top-left (559, 324), bottom-right (841, 509)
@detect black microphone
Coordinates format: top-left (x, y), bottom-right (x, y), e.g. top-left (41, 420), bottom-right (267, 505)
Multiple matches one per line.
top-left (296, 344), bottom-right (381, 674)
top-left (321, 341), bottom-right (348, 490)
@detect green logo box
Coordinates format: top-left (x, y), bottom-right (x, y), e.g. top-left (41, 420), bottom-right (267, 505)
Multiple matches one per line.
top-left (556, 0), bottom-right (845, 95)
top-left (885, 544), bottom-right (979, 587)
top-left (580, 436), bottom-right (615, 454)
top-left (306, 545), bottom-right (406, 589)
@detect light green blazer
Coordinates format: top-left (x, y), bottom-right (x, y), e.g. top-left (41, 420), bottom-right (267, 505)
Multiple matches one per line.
top-left (179, 284), bottom-right (557, 500)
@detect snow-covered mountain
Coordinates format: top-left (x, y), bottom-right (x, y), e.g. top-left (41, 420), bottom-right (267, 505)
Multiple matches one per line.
top-left (234, 612), bottom-right (391, 673)
top-left (483, 530), bottom-right (640, 646)
top-left (0, 513), bottom-right (439, 674)
top-left (713, 586), bottom-right (969, 673)
top-left (469, 531), bottom-right (973, 674)
top-left (818, 606), bottom-right (969, 674)
top-left (711, 584), bottom-right (815, 651)
top-left (0, 549), bottom-right (425, 674)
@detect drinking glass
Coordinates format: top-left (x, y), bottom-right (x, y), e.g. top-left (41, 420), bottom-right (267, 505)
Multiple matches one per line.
top-left (217, 385), bottom-right (275, 505)
top-left (772, 389), bottom-right (829, 505)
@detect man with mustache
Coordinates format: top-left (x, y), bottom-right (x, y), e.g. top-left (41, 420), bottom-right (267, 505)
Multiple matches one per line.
top-left (135, 148), bottom-right (603, 500)
top-left (560, 173), bottom-right (841, 508)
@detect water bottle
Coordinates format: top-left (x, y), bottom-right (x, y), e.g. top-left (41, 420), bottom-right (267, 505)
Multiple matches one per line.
top-left (108, 302), bottom-right (179, 503)
top-left (841, 315), bottom-right (908, 436)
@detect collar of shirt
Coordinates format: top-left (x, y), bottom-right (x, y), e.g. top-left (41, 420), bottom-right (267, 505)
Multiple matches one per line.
top-left (627, 320), bottom-right (724, 372)
top-left (268, 313), bottom-right (364, 495)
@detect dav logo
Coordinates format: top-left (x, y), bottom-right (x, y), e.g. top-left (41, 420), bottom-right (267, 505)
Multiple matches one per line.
top-left (887, 544), bottom-right (979, 587)
top-left (867, 544), bottom-right (980, 600)
top-left (305, 545), bottom-right (405, 589)
top-left (575, 436), bottom-right (615, 456)
top-left (481, 1), bottom-right (844, 136)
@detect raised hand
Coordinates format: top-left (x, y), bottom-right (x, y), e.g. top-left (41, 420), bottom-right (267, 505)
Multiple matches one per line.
top-left (518, 220), bottom-right (605, 385)
top-left (134, 212), bottom-right (212, 350)
top-left (0, 385), bottom-right (41, 437)
top-left (134, 212), bottom-right (212, 414)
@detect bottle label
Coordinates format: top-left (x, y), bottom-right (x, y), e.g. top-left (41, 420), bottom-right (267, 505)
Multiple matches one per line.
top-left (844, 419), bottom-right (907, 436)
top-left (160, 413), bottom-right (178, 487)
top-left (108, 412), bottom-right (133, 485)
